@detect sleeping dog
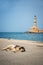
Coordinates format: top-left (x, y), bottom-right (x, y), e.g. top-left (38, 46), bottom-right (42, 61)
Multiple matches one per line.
top-left (2, 44), bottom-right (25, 52)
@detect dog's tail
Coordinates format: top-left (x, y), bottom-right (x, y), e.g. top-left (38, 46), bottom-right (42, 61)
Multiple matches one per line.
top-left (0, 47), bottom-right (8, 51)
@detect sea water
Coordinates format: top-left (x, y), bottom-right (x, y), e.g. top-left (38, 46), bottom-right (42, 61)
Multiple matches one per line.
top-left (0, 32), bottom-right (43, 42)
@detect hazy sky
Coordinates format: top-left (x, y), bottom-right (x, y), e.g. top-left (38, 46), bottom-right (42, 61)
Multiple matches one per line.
top-left (0, 0), bottom-right (43, 32)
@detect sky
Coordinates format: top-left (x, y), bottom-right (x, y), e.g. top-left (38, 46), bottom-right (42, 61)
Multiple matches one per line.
top-left (0, 0), bottom-right (43, 32)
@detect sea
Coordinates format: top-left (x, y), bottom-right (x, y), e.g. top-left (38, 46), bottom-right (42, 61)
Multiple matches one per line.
top-left (0, 32), bottom-right (43, 42)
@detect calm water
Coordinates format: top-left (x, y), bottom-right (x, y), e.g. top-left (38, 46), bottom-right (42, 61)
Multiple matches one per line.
top-left (0, 32), bottom-right (43, 42)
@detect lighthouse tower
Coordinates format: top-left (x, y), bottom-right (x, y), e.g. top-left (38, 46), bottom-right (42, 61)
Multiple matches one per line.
top-left (34, 16), bottom-right (37, 27)
top-left (29, 16), bottom-right (39, 33)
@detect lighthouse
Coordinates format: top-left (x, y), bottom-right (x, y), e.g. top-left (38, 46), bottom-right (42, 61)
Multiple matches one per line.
top-left (25, 15), bottom-right (43, 33)
top-left (29, 16), bottom-right (39, 33)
